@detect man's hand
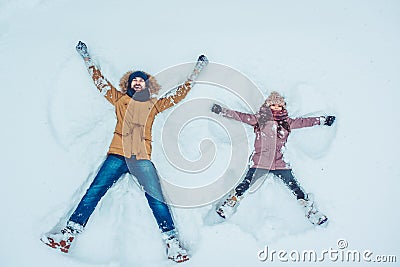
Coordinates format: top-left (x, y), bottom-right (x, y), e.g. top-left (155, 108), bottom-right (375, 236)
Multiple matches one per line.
top-left (197, 55), bottom-right (209, 67)
top-left (76, 41), bottom-right (90, 59)
top-left (188, 55), bottom-right (209, 81)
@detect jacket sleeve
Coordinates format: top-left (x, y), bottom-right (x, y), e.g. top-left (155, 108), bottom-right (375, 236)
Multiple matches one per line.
top-left (85, 61), bottom-right (123, 106)
top-left (288, 116), bottom-right (322, 129)
top-left (153, 80), bottom-right (192, 112)
top-left (221, 108), bottom-right (258, 126)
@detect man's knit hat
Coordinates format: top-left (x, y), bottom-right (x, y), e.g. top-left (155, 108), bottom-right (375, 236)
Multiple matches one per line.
top-left (265, 91), bottom-right (286, 107)
top-left (128, 71), bottom-right (148, 86)
top-left (119, 70), bottom-right (161, 95)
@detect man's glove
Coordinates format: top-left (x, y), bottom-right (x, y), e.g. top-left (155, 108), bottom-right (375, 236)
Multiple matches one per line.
top-left (324, 116), bottom-right (336, 126)
top-left (188, 55), bottom-right (209, 81)
top-left (76, 41), bottom-right (90, 59)
top-left (211, 104), bottom-right (222, 114)
top-left (196, 55), bottom-right (209, 70)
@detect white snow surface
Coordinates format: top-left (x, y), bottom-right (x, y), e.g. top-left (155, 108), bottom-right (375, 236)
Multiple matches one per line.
top-left (1, 0), bottom-right (399, 266)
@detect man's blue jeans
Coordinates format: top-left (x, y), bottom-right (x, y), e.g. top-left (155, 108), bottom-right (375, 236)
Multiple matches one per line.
top-left (69, 154), bottom-right (175, 232)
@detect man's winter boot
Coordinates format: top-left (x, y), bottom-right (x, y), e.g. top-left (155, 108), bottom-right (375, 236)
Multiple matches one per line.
top-left (161, 229), bottom-right (189, 263)
top-left (216, 192), bottom-right (243, 219)
top-left (298, 194), bottom-right (328, 226)
top-left (40, 221), bottom-right (84, 253)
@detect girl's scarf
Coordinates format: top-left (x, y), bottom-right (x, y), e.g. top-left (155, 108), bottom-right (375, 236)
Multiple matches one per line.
top-left (254, 108), bottom-right (290, 138)
top-left (272, 109), bottom-right (290, 138)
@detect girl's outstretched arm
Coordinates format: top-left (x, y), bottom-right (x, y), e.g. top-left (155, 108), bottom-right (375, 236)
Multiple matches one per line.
top-left (212, 104), bottom-right (258, 126)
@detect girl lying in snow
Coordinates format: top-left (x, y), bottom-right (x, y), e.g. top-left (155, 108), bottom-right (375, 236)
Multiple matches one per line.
top-left (211, 91), bottom-right (335, 226)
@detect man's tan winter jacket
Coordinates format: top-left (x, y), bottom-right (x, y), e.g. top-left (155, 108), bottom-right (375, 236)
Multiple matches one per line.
top-left (89, 65), bottom-right (192, 160)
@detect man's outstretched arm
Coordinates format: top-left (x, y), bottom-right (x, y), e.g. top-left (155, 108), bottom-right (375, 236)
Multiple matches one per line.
top-left (76, 41), bottom-right (122, 105)
top-left (155, 55), bottom-right (209, 112)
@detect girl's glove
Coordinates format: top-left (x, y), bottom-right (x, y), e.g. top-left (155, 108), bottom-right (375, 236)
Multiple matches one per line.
top-left (324, 116), bottom-right (336, 126)
top-left (211, 104), bottom-right (222, 114)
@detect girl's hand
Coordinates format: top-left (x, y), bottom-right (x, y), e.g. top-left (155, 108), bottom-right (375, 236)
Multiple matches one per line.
top-left (211, 104), bottom-right (222, 114)
top-left (324, 116), bottom-right (336, 126)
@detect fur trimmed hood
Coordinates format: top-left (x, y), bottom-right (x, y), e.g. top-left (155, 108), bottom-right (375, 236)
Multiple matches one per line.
top-left (119, 71), bottom-right (161, 95)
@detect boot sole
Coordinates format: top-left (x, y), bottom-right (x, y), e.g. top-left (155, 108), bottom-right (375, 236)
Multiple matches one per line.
top-left (169, 254), bottom-right (189, 263)
top-left (40, 236), bottom-right (72, 253)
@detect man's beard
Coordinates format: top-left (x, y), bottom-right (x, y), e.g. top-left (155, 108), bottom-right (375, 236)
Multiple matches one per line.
top-left (132, 88), bottom-right (150, 102)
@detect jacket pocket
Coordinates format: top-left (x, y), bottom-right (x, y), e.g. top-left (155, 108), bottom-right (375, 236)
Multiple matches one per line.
top-left (144, 138), bottom-right (152, 156)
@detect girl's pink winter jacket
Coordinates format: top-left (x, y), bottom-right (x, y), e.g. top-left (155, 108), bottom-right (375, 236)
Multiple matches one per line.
top-left (221, 109), bottom-right (322, 170)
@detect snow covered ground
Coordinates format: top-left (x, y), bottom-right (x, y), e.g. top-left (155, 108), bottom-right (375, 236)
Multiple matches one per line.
top-left (1, 0), bottom-right (399, 266)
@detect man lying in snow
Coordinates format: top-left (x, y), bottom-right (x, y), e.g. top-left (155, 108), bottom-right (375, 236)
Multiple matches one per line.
top-left (41, 41), bottom-right (208, 263)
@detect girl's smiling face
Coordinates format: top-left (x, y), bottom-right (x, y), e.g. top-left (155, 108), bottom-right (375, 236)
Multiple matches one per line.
top-left (270, 104), bottom-right (283, 111)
